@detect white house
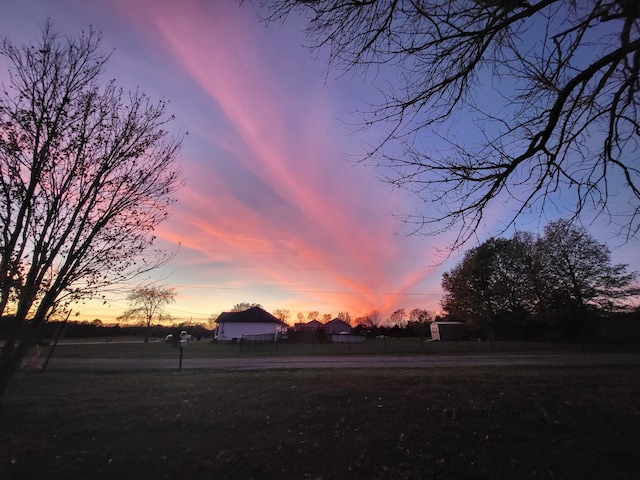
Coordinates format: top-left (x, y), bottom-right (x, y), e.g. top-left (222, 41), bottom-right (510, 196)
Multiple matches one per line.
top-left (215, 307), bottom-right (288, 342)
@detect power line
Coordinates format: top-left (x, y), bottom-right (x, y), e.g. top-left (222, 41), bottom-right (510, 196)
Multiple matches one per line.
top-left (170, 284), bottom-right (442, 296)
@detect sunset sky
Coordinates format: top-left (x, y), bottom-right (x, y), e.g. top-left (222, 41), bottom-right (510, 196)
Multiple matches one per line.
top-left (2, 0), bottom-right (638, 325)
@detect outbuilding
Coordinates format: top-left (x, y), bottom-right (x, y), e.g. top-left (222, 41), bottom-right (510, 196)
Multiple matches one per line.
top-left (294, 319), bottom-right (324, 333)
top-left (215, 307), bottom-right (288, 342)
top-left (324, 318), bottom-right (352, 335)
top-left (430, 321), bottom-right (467, 341)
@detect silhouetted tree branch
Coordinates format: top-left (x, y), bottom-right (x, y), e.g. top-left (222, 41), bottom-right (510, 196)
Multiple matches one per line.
top-left (117, 286), bottom-right (177, 342)
top-left (255, 0), bottom-right (640, 248)
top-left (0, 22), bottom-right (183, 396)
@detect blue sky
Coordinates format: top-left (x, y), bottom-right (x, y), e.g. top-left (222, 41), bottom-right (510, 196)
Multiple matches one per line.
top-left (1, 0), bottom-right (637, 324)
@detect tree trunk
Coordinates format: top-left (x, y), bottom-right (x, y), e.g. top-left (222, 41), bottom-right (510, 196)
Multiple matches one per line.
top-left (0, 323), bottom-right (37, 399)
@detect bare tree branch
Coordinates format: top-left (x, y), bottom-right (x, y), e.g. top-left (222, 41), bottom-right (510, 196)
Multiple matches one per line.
top-left (254, 0), bottom-right (640, 249)
top-left (0, 22), bottom-right (183, 395)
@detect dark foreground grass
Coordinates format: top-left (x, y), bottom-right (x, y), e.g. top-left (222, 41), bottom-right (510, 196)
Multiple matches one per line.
top-left (1, 366), bottom-right (639, 480)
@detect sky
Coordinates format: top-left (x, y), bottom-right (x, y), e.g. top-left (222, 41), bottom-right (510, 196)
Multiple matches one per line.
top-left (1, 0), bottom-right (638, 325)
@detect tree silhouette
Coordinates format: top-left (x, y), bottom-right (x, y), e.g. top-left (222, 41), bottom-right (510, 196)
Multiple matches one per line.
top-left (231, 302), bottom-right (263, 312)
top-left (0, 23), bottom-right (183, 396)
top-left (442, 219), bottom-right (639, 337)
top-left (117, 286), bottom-right (177, 342)
top-left (257, 0), bottom-right (640, 247)
top-left (272, 308), bottom-right (291, 323)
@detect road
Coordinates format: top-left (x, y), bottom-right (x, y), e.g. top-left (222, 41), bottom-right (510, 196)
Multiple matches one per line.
top-left (46, 352), bottom-right (640, 371)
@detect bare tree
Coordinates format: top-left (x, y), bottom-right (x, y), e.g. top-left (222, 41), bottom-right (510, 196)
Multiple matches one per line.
top-left (357, 310), bottom-right (382, 331)
top-left (409, 308), bottom-right (433, 324)
top-left (257, 1), bottom-right (640, 248)
top-left (117, 286), bottom-right (176, 342)
top-left (0, 23), bottom-right (183, 396)
top-left (272, 308), bottom-right (291, 323)
top-left (336, 310), bottom-right (352, 324)
top-left (389, 308), bottom-right (407, 328)
top-left (208, 313), bottom-right (220, 330)
top-left (231, 302), bottom-right (262, 312)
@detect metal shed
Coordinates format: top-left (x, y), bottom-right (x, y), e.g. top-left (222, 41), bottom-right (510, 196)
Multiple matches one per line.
top-left (430, 322), bottom-right (467, 341)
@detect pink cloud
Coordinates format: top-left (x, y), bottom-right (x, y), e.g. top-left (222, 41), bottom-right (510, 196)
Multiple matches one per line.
top-left (6, 1), bottom-right (637, 323)
top-left (109, 0), bottom-right (448, 319)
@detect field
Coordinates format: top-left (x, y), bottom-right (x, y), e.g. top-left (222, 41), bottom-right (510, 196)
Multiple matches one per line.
top-left (30, 335), bottom-right (635, 360)
top-left (1, 339), bottom-right (639, 479)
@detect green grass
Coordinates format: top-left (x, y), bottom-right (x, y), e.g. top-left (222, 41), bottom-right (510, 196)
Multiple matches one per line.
top-left (36, 336), bottom-right (634, 360)
top-left (2, 366), bottom-right (639, 479)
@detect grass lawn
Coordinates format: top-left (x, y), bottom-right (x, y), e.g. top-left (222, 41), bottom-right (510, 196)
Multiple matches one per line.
top-left (33, 336), bottom-right (633, 360)
top-left (1, 365), bottom-right (639, 479)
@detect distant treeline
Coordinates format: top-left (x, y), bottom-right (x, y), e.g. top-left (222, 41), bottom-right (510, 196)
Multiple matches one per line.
top-left (291, 311), bottom-right (640, 344)
top-left (463, 310), bottom-right (640, 343)
top-left (2, 312), bottom-right (638, 344)
top-left (0, 320), bottom-right (213, 342)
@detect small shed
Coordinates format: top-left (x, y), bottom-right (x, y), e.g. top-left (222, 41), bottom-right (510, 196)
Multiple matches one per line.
top-left (430, 321), bottom-right (467, 341)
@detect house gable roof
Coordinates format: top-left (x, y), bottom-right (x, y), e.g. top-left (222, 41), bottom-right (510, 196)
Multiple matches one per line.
top-left (305, 319), bottom-right (324, 328)
top-left (294, 319), bottom-right (324, 331)
top-left (326, 318), bottom-right (350, 328)
top-left (217, 306), bottom-right (286, 325)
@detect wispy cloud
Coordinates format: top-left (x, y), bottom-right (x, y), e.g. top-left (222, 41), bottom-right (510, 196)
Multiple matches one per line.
top-left (104, 0), bottom-right (449, 319)
top-left (2, 0), bottom-right (636, 322)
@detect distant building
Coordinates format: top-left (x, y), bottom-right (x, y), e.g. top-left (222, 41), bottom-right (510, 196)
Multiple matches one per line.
top-left (324, 318), bottom-right (352, 335)
top-left (215, 307), bottom-right (288, 342)
top-left (294, 319), bottom-right (324, 333)
top-left (430, 321), bottom-right (467, 341)
top-left (293, 318), bottom-right (363, 343)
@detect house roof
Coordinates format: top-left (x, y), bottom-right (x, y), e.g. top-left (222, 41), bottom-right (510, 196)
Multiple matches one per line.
top-left (217, 306), bottom-right (287, 325)
top-left (294, 319), bottom-right (324, 331)
top-left (305, 319), bottom-right (324, 327)
top-left (325, 318), bottom-right (350, 328)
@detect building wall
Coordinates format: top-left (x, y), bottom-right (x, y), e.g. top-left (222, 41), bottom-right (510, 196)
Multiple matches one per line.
top-left (430, 322), bottom-right (467, 341)
top-left (325, 320), bottom-right (352, 335)
top-left (216, 321), bottom-right (287, 341)
top-left (330, 333), bottom-right (365, 343)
